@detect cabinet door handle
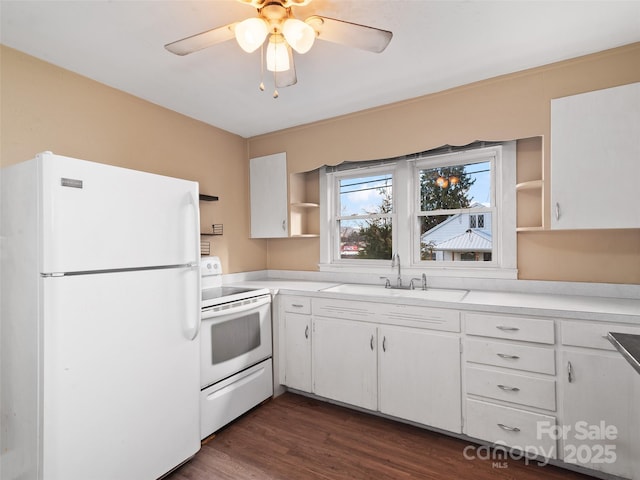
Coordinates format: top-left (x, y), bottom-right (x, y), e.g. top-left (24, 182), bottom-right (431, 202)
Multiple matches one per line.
top-left (496, 325), bottom-right (520, 332)
top-left (567, 361), bottom-right (574, 383)
top-left (497, 423), bottom-right (521, 433)
top-left (304, 325), bottom-right (309, 339)
top-left (555, 202), bottom-right (560, 221)
top-left (497, 353), bottom-right (520, 359)
top-left (282, 220), bottom-right (286, 231)
top-left (382, 336), bottom-right (387, 352)
top-left (370, 335), bottom-right (374, 351)
top-left (497, 384), bottom-right (520, 392)
top-left (291, 304), bottom-right (304, 308)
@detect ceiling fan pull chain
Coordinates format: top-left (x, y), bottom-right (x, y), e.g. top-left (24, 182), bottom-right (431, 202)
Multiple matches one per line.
top-left (273, 69), bottom-right (279, 98)
top-left (259, 44), bottom-right (265, 92)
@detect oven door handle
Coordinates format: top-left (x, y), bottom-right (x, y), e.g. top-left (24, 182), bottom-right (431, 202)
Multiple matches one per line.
top-left (201, 295), bottom-right (271, 321)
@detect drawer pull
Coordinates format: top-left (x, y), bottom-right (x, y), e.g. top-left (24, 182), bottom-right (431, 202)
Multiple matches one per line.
top-left (496, 325), bottom-right (520, 332)
top-left (497, 384), bottom-right (520, 392)
top-left (497, 423), bottom-right (521, 432)
top-left (304, 325), bottom-right (309, 339)
top-left (497, 353), bottom-right (520, 359)
top-left (291, 304), bottom-right (304, 308)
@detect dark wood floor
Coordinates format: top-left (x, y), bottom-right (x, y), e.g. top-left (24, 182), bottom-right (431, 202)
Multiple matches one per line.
top-left (166, 392), bottom-right (593, 480)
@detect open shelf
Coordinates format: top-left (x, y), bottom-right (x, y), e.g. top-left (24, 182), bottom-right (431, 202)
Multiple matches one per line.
top-left (516, 226), bottom-right (545, 232)
top-left (291, 202), bottom-right (320, 208)
top-left (516, 179), bottom-right (543, 191)
top-left (289, 170), bottom-right (320, 237)
top-left (199, 194), bottom-right (218, 201)
top-left (516, 137), bottom-right (544, 231)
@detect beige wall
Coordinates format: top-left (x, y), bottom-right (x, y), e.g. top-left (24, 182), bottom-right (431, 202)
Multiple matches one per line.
top-left (249, 43), bottom-right (640, 284)
top-left (3, 43), bottom-right (639, 284)
top-left (0, 45), bottom-right (267, 274)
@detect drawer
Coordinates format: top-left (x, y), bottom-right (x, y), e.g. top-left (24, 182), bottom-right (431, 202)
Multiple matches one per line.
top-left (465, 312), bottom-right (555, 344)
top-left (561, 321), bottom-right (640, 350)
top-left (465, 338), bottom-right (556, 375)
top-left (465, 399), bottom-right (557, 459)
top-left (465, 366), bottom-right (556, 411)
top-left (282, 296), bottom-right (311, 315)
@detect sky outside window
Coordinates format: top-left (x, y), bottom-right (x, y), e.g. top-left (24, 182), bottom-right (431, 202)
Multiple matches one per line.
top-left (339, 174), bottom-right (392, 216)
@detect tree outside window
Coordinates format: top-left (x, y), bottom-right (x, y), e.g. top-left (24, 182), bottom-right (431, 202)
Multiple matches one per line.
top-left (338, 173), bottom-right (393, 260)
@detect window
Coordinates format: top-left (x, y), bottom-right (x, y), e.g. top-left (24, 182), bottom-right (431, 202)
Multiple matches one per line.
top-left (331, 167), bottom-right (395, 262)
top-left (320, 142), bottom-right (516, 279)
top-left (416, 157), bottom-right (493, 263)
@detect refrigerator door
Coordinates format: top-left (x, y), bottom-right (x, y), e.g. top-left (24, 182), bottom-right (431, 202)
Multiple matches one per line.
top-left (41, 267), bottom-right (200, 480)
top-left (39, 152), bottom-right (199, 273)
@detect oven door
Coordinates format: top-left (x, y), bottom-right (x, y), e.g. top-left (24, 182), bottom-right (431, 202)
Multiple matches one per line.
top-left (200, 295), bottom-right (272, 389)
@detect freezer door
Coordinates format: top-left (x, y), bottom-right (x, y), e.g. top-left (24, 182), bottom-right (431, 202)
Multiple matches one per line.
top-left (41, 267), bottom-right (200, 480)
top-left (39, 152), bottom-right (199, 273)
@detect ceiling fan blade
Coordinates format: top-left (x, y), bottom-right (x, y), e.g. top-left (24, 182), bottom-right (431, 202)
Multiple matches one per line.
top-left (276, 46), bottom-right (297, 88)
top-left (305, 16), bottom-right (392, 53)
top-left (165, 23), bottom-right (237, 56)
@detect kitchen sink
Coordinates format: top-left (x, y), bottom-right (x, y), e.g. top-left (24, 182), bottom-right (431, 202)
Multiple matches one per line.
top-left (320, 284), bottom-right (469, 302)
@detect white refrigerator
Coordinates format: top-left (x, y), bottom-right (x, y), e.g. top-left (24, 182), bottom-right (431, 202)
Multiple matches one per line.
top-left (1, 152), bottom-right (201, 480)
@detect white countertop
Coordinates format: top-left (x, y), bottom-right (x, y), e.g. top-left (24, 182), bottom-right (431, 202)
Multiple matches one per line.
top-left (228, 279), bottom-right (342, 293)
top-left (227, 278), bottom-right (640, 324)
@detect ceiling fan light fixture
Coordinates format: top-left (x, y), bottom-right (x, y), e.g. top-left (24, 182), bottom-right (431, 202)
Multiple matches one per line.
top-left (235, 17), bottom-right (269, 52)
top-left (266, 34), bottom-right (290, 72)
top-left (282, 18), bottom-right (315, 54)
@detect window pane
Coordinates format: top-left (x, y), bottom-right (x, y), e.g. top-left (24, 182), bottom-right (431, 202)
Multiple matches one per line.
top-left (420, 213), bottom-right (492, 262)
top-left (339, 218), bottom-right (392, 260)
top-left (419, 161), bottom-right (491, 211)
top-left (339, 174), bottom-right (392, 216)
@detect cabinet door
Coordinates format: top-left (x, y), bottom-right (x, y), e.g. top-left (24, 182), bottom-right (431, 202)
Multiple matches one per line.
top-left (561, 351), bottom-right (640, 478)
top-left (312, 317), bottom-right (377, 410)
top-left (551, 82), bottom-right (640, 229)
top-left (249, 152), bottom-right (288, 238)
top-left (283, 313), bottom-right (312, 392)
top-left (378, 326), bottom-right (461, 433)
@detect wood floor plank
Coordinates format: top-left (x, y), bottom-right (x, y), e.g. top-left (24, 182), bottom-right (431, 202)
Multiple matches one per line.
top-left (166, 393), bottom-right (593, 480)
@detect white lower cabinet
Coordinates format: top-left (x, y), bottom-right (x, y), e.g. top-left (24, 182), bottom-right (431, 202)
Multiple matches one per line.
top-left (280, 295), bottom-right (313, 393)
top-left (312, 317), bottom-right (378, 410)
top-left (560, 321), bottom-right (640, 480)
top-left (281, 297), bottom-right (463, 434)
top-left (283, 313), bottom-right (312, 392)
top-left (378, 325), bottom-right (461, 433)
top-left (312, 318), bottom-right (462, 433)
top-left (278, 295), bottom-right (640, 479)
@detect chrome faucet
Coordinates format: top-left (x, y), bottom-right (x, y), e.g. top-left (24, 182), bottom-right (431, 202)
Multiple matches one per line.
top-left (391, 252), bottom-right (402, 287)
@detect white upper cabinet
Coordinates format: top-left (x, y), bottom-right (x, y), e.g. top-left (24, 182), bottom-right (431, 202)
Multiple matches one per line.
top-left (550, 82), bottom-right (640, 230)
top-left (249, 152), bottom-right (288, 238)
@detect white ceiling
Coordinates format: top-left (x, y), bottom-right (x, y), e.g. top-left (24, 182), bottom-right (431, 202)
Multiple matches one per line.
top-left (2, 1), bottom-right (639, 138)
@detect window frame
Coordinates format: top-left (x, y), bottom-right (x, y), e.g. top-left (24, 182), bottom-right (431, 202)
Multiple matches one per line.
top-left (328, 164), bottom-right (397, 266)
top-left (412, 149), bottom-right (497, 268)
top-left (319, 142), bottom-right (517, 279)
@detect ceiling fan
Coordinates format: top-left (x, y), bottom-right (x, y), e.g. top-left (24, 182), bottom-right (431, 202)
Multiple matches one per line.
top-left (165, 0), bottom-right (393, 96)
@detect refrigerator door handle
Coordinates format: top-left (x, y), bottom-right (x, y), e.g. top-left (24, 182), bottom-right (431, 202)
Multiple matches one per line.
top-left (185, 191), bottom-right (201, 341)
top-left (189, 190), bottom-right (200, 266)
